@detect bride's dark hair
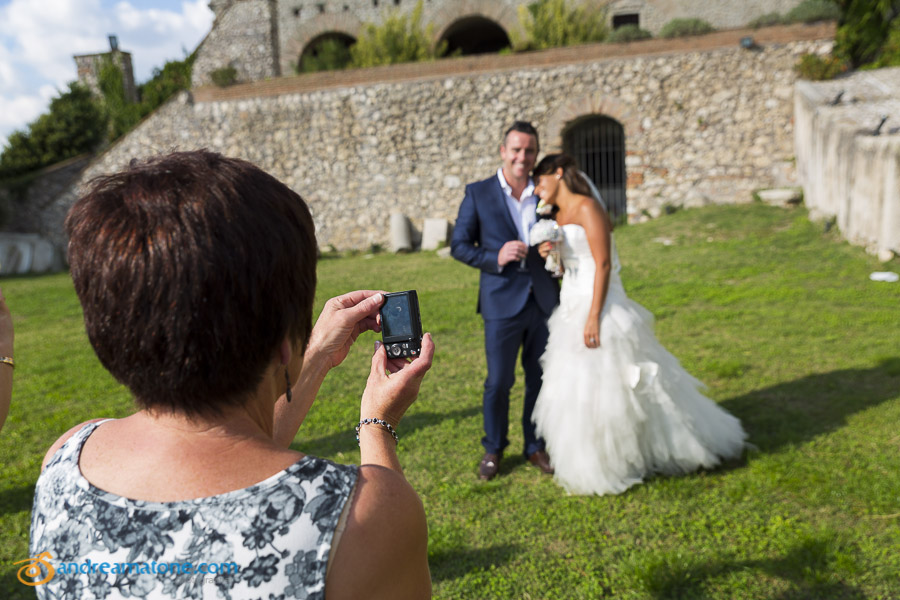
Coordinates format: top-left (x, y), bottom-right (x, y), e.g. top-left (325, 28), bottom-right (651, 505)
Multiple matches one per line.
top-left (533, 153), bottom-right (594, 198)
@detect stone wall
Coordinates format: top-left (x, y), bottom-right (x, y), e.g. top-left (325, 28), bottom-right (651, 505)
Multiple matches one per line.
top-left (795, 67), bottom-right (900, 258)
top-left (192, 0), bottom-right (280, 87)
top-left (74, 50), bottom-right (138, 104)
top-left (194, 0), bottom-right (806, 87)
top-left (40, 24), bottom-right (831, 254)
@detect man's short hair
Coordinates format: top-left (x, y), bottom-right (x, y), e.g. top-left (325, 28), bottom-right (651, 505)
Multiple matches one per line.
top-left (65, 150), bottom-right (317, 416)
top-left (503, 121), bottom-right (540, 150)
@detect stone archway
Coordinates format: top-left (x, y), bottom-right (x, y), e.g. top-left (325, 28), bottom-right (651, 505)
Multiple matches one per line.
top-left (298, 32), bottom-right (357, 73)
top-left (438, 16), bottom-right (511, 55)
top-left (544, 92), bottom-right (642, 152)
top-left (545, 93), bottom-right (644, 224)
top-left (281, 13), bottom-right (363, 76)
top-left (430, 1), bottom-right (521, 49)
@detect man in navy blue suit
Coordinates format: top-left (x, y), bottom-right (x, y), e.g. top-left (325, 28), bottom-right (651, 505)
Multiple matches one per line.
top-left (451, 121), bottom-right (560, 480)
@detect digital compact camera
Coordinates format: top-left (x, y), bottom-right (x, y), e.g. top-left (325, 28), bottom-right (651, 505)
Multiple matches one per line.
top-left (380, 290), bottom-right (423, 358)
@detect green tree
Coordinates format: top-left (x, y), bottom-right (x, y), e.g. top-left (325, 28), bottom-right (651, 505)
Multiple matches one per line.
top-left (139, 54), bottom-right (194, 111)
top-left (0, 82), bottom-right (106, 180)
top-left (833, 0), bottom-right (900, 66)
top-left (513, 0), bottom-right (608, 51)
top-left (349, 1), bottom-right (443, 67)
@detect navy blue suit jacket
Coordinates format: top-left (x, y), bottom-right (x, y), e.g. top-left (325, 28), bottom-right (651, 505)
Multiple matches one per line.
top-left (451, 175), bottom-right (559, 319)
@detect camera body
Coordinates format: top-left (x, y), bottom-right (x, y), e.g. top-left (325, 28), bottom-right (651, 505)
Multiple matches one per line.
top-left (380, 290), bottom-right (423, 358)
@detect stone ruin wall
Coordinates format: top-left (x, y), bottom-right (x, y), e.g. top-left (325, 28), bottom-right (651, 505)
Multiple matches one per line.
top-left (41, 27), bottom-right (832, 254)
top-left (192, 0), bottom-right (805, 87)
top-left (795, 67), bottom-right (900, 258)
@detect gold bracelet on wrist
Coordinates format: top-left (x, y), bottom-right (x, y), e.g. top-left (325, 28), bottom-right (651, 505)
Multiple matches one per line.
top-left (0, 356), bottom-right (13, 369)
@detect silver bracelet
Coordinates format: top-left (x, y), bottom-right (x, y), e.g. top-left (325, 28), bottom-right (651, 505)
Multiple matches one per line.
top-left (355, 418), bottom-right (399, 445)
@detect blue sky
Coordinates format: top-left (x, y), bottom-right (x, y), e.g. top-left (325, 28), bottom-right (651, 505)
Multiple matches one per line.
top-left (0, 0), bottom-right (214, 147)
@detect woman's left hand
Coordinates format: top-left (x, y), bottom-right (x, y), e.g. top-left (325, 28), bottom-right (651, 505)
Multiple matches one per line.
top-left (583, 318), bottom-right (600, 349)
top-left (307, 290), bottom-right (384, 370)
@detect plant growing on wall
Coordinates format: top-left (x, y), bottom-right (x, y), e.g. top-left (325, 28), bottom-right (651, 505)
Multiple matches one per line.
top-left (210, 66), bottom-right (238, 87)
top-left (349, 1), bottom-right (444, 68)
top-left (658, 18), bottom-right (715, 39)
top-left (99, 55), bottom-right (142, 141)
top-left (833, 0), bottom-right (900, 67)
top-left (513, 0), bottom-right (608, 51)
top-left (607, 24), bottom-right (652, 44)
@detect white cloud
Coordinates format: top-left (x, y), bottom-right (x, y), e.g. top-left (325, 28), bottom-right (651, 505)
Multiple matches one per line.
top-left (0, 0), bottom-right (213, 146)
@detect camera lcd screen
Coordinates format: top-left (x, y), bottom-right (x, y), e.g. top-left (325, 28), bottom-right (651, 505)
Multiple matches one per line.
top-left (382, 294), bottom-right (413, 338)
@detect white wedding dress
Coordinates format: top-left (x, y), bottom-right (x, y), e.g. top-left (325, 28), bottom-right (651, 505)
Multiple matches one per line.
top-left (533, 223), bottom-right (747, 495)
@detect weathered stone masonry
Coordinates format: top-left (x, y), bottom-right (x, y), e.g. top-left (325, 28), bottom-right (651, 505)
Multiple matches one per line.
top-left (46, 24), bottom-right (832, 254)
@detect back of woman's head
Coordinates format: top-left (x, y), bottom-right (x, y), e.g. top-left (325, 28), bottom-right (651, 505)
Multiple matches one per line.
top-left (533, 153), bottom-right (593, 197)
top-left (66, 150), bottom-right (317, 416)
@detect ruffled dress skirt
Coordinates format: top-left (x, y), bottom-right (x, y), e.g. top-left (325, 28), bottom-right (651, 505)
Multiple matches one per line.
top-left (533, 270), bottom-right (747, 496)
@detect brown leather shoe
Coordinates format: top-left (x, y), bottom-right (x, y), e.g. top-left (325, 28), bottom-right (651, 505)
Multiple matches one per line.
top-left (528, 450), bottom-right (554, 475)
top-left (479, 453), bottom-right (501, 480)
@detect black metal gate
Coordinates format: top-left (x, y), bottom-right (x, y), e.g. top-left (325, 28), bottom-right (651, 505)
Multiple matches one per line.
top-left (563, 115), bottom-right (627, 225)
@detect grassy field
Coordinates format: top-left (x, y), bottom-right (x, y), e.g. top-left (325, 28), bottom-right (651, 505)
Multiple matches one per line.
top-left (1, 203), bottom-right (898, 599)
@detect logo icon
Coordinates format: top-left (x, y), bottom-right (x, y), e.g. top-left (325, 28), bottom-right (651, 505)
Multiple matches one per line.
top-left (15, 551), bottom-right (56, 586)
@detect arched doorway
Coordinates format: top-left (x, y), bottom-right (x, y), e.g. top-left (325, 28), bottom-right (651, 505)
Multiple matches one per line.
top-left (439, 16), bottom-right (510, 56)
top-left (298, 32), bottom-right (356, 73)
top-left (563, 115), bottom-right (627, 225)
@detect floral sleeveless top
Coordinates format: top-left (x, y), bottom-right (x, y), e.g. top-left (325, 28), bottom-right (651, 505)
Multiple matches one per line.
top-left (29, 421), bottom-right (359, 599)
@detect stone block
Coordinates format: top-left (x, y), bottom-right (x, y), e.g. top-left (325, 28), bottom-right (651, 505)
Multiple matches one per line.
top-left (421, 218), bottom-right (451, 251)
top-left (390, 212), bottom-right (412, 253)
top-left (757, 188), bottom-right (802, 206)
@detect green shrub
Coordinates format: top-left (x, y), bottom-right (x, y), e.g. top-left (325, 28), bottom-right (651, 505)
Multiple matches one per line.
top-left (748, 12), bottom-right (785, 28)
top-left (865, 21), bottom-right (900, 68)
top-left (349, 1), bottom-right (443, 68)
top-left (513, 0), bottom-right (608, 51)
top-left (833, 0), bottom-right (899, 67)
top-left (210, 66), bottom-right (238, 87)
top-left (658, 18), bottom-right (715, 39)
top-left (784, 0), bottom-right (841, 24)
top-left (795, 53), bottom-right (848, 80)
top-left (299, 37), bottom-right (354, 73)
top-left (608, 24), bottom-right (652, 43)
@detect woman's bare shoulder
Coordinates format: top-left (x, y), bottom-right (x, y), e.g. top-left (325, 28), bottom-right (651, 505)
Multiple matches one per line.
top-left (326, 464), bottom-right (430, 599)
top-left (41, 418), bottom-right (108, 470)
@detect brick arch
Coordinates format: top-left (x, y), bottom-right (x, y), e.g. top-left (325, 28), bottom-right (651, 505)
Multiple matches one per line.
top-left (429, 1), bottom-right (521, 46)
top-left (544, 93), bottom-right (643, 153)
top-left (281, 13), bottom-right (363, 75)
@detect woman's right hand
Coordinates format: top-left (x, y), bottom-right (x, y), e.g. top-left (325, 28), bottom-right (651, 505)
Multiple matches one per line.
top-left (306, 290), bottom-right (384, 371)
top-left (361, 334), bottom-right (434, 428)
top-left (538, 241), bottom-right (553, 259)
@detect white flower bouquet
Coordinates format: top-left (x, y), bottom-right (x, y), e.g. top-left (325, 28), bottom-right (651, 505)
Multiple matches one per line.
top-left (530, 219), bottom-right (563, 277)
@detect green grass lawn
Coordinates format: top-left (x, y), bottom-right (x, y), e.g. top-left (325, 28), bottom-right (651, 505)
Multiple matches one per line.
top-left (2, 203), bottom-right (899, 599)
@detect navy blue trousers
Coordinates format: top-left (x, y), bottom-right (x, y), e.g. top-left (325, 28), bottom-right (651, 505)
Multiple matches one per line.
top-left (481, 296), bottom-right (549, 457)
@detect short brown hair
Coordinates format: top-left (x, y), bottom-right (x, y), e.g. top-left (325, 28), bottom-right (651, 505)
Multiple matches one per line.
top-left (66, 150), bottom-right (317, 416)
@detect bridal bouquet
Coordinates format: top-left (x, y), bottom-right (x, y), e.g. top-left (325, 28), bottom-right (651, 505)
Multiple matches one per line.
top-left (530, 219), bottom-right (563, 277)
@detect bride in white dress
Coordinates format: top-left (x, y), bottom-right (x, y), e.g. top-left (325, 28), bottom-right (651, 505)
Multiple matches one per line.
top-left (531, 154), bottom-right (746, 495)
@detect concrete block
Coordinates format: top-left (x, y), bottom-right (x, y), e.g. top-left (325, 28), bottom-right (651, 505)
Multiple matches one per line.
top-left (757, 188), bottom-right (803, 206)
top-left (390, 212), bottom-right (412, 253)
top-left (421, 218), bottom-right (451, 251)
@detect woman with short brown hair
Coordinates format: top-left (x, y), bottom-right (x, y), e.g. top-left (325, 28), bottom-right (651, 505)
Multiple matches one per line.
top-left (30, 150), bottom-right (433, 599)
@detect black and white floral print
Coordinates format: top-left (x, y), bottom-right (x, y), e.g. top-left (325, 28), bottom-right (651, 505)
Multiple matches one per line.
top-left (30, 421), bottom-right (358, 599)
